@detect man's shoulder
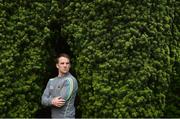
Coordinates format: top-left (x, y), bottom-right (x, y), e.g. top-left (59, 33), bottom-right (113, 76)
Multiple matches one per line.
top-left (67, 73), bottom-right (76, 80)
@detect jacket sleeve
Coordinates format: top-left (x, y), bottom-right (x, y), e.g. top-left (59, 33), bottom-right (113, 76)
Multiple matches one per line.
top-left (60, 78), bottom-right (74, 101)
top-left (41, 80), bottom-right (53, 106)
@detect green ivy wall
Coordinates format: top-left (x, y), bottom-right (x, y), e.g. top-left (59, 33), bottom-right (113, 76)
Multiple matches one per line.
top-left (0, 0), bottom-right (179, 118)
top-left (0, 0), bottom-right (59, 117)
top-left (62, 0), bottom-right (180, 118)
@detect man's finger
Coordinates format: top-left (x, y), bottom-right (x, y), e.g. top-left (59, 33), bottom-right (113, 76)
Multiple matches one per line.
top-left (58, 98), bottom-right (65, 101)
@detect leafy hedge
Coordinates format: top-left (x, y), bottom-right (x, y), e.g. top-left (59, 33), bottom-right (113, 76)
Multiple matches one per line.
top-left (0, 0), bottom-right (57, 117)
top-left (164, 0), bottom-right (180, 117)
top-left (0, 0), bottom-right (179, 118)
top-left (62, 0), bottom-right (180, 117)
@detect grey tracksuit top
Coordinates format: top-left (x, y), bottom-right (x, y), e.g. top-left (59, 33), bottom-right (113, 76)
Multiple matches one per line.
top-left (41, 73), bottom-right (78, 118)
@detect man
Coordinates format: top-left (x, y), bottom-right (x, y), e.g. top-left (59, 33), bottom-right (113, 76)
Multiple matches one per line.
top-left (41, 53), bottom-right (78, 118)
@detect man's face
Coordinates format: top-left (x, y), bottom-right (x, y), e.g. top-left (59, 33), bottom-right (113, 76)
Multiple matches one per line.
top-left (56, 57), bottom-right (70, 75)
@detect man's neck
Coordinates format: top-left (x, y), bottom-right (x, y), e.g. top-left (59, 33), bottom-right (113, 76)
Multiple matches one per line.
top-left (58, 72), bottom-right (69, 77)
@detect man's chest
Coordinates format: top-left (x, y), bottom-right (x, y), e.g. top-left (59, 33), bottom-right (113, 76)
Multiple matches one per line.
top-left (49, 78), bottom-right (66, 94)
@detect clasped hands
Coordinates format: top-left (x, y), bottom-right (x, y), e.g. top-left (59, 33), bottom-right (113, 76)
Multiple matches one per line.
top-left (51, 97), bottom-right (65, 107)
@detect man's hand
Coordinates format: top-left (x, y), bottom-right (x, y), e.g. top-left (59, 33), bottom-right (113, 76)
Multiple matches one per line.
top-left (51, 97), bottom-right (65, 107)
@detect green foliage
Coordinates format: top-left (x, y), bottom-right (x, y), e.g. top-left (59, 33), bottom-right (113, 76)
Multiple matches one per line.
top-left (62, 0), bottom-right (179, 118)
top-left (0, 0), bottom-right (54, 117)
top-left (164, 0), bottom-right (180, 117)
top-left (0, 0), bottom-right (179, 118)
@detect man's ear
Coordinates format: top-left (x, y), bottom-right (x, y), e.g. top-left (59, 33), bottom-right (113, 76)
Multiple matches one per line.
top-left (56, 64), bottom-right (59, 69)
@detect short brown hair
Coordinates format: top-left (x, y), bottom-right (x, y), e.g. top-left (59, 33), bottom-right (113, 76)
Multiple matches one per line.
top-left (55, 53), bottom-right (70, 64)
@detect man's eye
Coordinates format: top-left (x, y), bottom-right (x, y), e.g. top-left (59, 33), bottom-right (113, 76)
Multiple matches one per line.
top-left (60, 62), bottom-right (69, 65)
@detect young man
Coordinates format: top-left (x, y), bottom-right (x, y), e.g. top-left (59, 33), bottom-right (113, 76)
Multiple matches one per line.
top-left (41, 53), bottom-right (78, 118)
